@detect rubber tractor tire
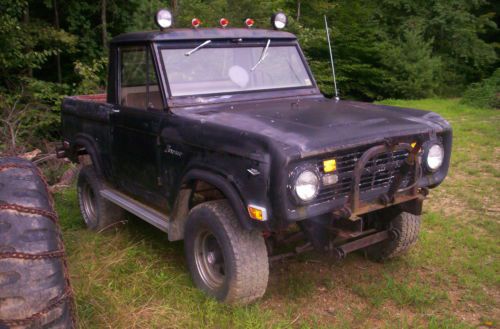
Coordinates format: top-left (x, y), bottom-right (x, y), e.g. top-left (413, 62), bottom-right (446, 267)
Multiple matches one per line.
top-left (0, 157), bottom-right (75, 329)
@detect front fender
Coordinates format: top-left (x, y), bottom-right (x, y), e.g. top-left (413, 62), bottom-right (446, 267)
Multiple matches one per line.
top-left (182, 168), bottom-right (254, 231)
top-left (168, 166), bottom-right (272, 241)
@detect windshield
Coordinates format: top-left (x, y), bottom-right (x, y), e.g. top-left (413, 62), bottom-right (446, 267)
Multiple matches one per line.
top-left (160, 44), bottom-right (313, 97)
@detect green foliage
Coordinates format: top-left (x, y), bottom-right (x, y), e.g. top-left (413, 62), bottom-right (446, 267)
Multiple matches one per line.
top-left (0, 78), bottom-right (69, 154)
top-left (74, 57), bottom-right (108, 95)
top-left (375, 0), bottom-right (498, 95)
top-left (22, 78), bottom-right (70, 139)
top-left (380, 27), bottom-right (441, 99)
top-left (295, 1), bottom-right (391, 100)
top-left (0, 0), bottom-right (77, 78)
top-left (0, 0), bottom-right (498, 152)
top-left (461, 68), bottom-right (500, 109)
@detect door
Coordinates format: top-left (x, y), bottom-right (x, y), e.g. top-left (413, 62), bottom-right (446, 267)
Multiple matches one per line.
top-left (111, 45), bottom-right (166, 206)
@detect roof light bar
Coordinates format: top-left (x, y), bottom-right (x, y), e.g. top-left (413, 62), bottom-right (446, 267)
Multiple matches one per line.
top-left (219, 18), bottom-right (229, 28)
top-left (245, 18), bottom-right (255, 28)
top-left (191, 18), bottom-right (201, 28)
top-left (155, 9), bottom-right (173, 30)
top-left (271, 12), bottom-right (287, 30)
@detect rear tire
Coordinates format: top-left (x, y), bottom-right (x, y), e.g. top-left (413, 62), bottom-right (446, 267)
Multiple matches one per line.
top-left (77, 165), bottom-right (124, 231)
top-left (0, 157), bottom-right (74, 329)
top-left (365, 210), bottom-right (421, 261)
top-left (184, 200), bottom-right (269, 304)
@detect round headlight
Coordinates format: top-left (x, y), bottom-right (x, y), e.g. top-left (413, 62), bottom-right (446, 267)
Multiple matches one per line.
top-left (271, 12), bottom-right (287, 30)
top-left (155, 9), bottom-right (173, 29)
top-left (294, 170), bottom-right (319, 202)
top-left (426, 144), bottom-right (444, 171)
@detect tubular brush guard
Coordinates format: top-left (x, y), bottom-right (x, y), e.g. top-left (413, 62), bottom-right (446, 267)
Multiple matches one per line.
top-left (333, 142), bottom-right (425, 220)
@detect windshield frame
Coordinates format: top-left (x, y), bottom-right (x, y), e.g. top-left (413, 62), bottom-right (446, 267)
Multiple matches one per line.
top-left (156, 39), bottom-right (318, 101)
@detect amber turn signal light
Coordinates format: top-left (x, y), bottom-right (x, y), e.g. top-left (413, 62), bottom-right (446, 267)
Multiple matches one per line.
top-left (247, 205), bottom-right (268, 221)
top-left (323, 159), bottom-right (337, 173)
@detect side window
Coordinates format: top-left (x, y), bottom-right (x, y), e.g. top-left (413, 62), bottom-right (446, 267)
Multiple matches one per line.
top-left (120, 46), bottom-right (163, 110)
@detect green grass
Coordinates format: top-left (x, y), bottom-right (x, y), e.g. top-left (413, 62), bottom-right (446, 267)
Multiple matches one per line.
top-left (351, 274), bottom-right (448, 309)
top-left (55, 98), bottom-right (499, 328)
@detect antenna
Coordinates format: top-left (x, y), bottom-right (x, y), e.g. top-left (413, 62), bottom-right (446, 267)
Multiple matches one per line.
top-left (324, 15), bottom-right (339, 101)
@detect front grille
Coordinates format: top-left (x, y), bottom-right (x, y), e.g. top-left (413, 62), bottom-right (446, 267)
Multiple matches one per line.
top-left (316, 147), bottom-right (410, 204)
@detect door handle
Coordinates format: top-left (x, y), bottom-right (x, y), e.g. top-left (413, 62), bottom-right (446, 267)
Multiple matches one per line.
top-left (111, 108), bottom-right (120, 114)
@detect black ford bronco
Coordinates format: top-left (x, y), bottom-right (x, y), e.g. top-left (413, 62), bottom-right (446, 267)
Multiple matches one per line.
top-left (58, 10), bottom-right (452, 304)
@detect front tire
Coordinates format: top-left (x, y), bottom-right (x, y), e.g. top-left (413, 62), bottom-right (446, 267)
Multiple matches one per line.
top-left (365, 210), bottom-right (421, 261)
top-left (184, 200), bottom-right (269, 304)
top-left (77, 166), bottom-right (124, 231)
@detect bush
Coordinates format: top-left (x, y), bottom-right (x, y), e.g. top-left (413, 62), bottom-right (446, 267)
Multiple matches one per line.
top-left (0, 79), bottom-right (69, 155)
top-left (461, 69), bottom-right (500, 109)
top-left (74, 57), bottom-right (107, 95)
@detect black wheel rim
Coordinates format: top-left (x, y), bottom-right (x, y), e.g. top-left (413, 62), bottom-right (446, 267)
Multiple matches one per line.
top-left (194, 229), bottom-right (225, 290)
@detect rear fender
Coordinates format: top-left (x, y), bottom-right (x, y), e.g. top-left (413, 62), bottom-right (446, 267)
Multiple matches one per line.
top-left (73, 134), bottom-right (105, 177)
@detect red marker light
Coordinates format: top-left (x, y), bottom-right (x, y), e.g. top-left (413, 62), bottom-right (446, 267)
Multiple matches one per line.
top-left (191, 18), bottom-right (201, 28)
top-left (219, 18), bottom-right (229, 28)
top-left (245, 18), bottom-right (254, 28)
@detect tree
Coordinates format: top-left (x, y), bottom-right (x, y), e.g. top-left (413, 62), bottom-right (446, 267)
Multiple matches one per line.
top-left (381, 27), bottom-right (441, 99)
top-left (101, 0), bottom-right (108, 52)
top-left (0, 0), bottom-right (498, 153)
top-left (0, 0), bottom-right (77, 87)
top-left (375, 0), bottom-right (498, 95)
top-left (295, 0), bottom-right (390, 99)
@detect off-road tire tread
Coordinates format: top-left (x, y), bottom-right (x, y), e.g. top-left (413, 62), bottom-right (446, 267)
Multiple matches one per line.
top-left (77, 165), bottom-right (124, 231)
top-left (0, 157), bottom-right (74, 329)
top-left (367, 211), bottom-right (420, 261)
top-left (185, 200), bottom-right (269, 304)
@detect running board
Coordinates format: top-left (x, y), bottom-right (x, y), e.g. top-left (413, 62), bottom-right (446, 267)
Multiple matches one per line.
top-left (100, 188), bottom-right (169, 232)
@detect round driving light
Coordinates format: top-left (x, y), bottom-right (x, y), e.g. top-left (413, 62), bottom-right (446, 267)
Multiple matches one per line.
top-left (271, 12), bottom-right (287, 30)
top-left (294, 170), bottom-right (320, 202)
top-left (426, 144), bottom-right (444, 171)
top-left (191, 18), bottom-right (201, 28)
top-left (220, 18), bottom-right (229, 28)
top-left (155, 9), bottom-right (173, 29)
top-left (245, 18), bottom-right (255, 28)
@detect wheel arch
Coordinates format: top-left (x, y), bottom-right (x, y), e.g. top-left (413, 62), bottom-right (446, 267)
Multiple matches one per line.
top-left (168, 168), bottom-right (253, 241)
top-left (72, 133), bottom-right (105, 176)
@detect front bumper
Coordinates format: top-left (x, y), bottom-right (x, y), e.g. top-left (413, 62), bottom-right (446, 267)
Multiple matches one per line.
top-left (332, 142), bottom-right (425, 220)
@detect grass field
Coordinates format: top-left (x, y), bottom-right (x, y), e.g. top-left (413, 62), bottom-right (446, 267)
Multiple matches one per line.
top-left (54, 99), bottom-right (499, 328)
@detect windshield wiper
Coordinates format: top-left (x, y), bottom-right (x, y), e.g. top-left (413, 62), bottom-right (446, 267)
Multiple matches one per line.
top-left (185, 40), bottom-right (212, 56)
top-left (251, 39), bottom-right (271, 71)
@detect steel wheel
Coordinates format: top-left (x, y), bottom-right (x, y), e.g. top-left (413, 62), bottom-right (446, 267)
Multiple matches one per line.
top-left (77, 166), bottom-right (124, 231)
top-left (194, 229), bottom-right (225, 290)
top-left (185, 200), bottom-right (269, 303)
top-left (81, 181), bottom-right (97, 226)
